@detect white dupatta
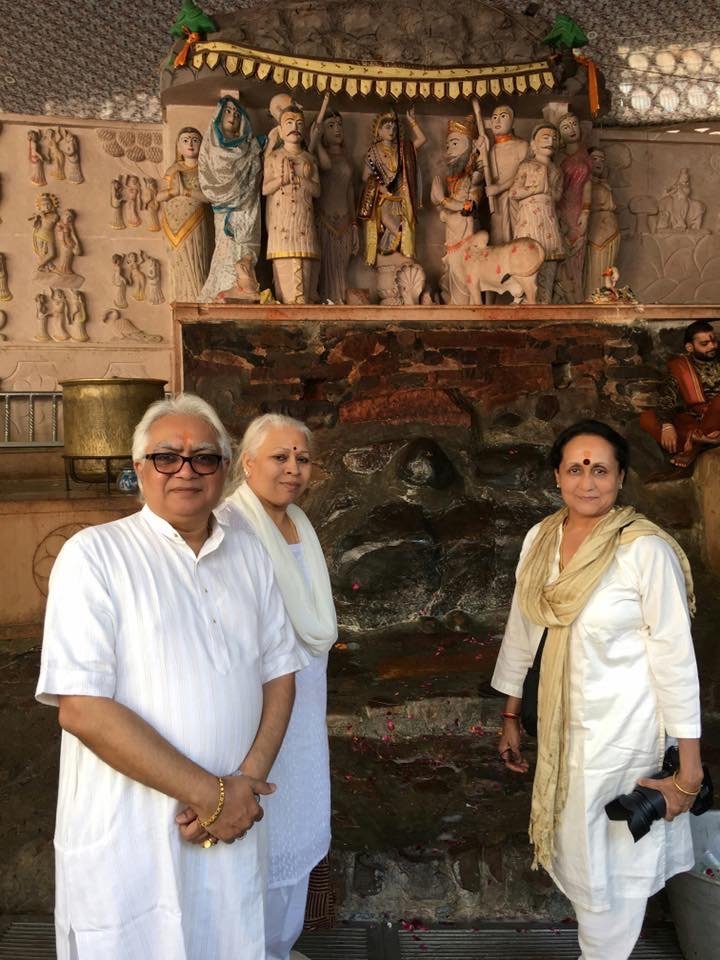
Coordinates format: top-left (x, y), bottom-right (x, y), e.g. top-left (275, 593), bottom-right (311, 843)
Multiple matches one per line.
top-left (229, 483), bottom-right (337, 656)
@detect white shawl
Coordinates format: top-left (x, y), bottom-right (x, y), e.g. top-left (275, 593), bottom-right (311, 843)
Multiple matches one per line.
top-left (229, 483), bottom-right (337, 656)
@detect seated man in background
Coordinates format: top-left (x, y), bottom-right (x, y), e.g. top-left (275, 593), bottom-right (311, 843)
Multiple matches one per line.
top-left (640, 319), bottom-right (720, 470)
top-left (36, 393), bottom-right (306, 960)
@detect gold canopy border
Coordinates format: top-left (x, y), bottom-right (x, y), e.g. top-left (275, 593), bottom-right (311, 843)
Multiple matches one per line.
top-left (190, 41), bottom-right (557, 100)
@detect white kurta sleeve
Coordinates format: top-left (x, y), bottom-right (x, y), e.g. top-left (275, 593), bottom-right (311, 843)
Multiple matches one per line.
top-left (254, 543), bottom-right (309, 684)
top-left (632, 536), bottom-right (701, 739)
top-left (491, 524), bottom-right (544, 699)
top-left (36, 532), bottom-right (118, 706)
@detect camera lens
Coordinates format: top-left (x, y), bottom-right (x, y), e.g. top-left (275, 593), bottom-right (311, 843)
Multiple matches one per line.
top-left (605, 785), bottom-right (667, 842)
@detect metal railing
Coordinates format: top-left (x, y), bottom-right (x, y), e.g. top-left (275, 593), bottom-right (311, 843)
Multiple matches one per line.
top-left (0, 392), bottom-right (62, 447)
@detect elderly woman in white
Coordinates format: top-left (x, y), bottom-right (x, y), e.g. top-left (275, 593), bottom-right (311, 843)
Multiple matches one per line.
top-left (228, 413), bottom-right (336, 960)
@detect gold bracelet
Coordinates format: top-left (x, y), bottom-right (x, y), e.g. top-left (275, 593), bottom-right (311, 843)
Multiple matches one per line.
top-left (672, 771), bottom-right (701, 797)
top-left (198, 776), bottom-right (225, 829)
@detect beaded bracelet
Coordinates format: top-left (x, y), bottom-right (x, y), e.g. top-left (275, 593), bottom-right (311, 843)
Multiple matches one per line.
top-left (199, 776), bottom-right (226, 829)
top-left (672, 771), bottom-right (701, 797)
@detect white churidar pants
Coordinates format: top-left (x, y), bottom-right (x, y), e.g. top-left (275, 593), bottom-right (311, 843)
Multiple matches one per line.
top-left (573, 896), bottom-right (647, 960)
top-left (264, 872), bottom-right (311, 960)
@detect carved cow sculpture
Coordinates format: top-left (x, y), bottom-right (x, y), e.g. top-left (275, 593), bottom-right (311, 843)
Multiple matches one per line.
top-left (445, 231), bottom-right (544, 305)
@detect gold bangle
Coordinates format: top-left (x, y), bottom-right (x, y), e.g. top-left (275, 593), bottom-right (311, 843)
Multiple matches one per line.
top-left (672, 771), bottom-right (701, 797)
top-left (198, 776), bottom-right (225, 829)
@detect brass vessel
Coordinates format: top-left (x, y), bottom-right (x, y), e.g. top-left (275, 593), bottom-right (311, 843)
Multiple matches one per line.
top-left (61, 378), bottom-right (167, 459)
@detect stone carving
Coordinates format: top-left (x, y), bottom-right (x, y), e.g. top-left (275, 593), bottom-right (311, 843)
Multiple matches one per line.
top-left (628, 195), bottom-right (658, 235)
top-left (110, 177), bottom-right (126, 230)
top-left (102, 308), bottom-right (163, 342)
top-left (478, 104), bottom-right (529, 247)
top-left (111, 253), bottom-right (128, 308)
top-left (0, 253), bottom-right (12, 302)
top-left (444, 232), bottom-right (544, 304)
top-left (123, 175), bottom-right (142, 227)
top-left (198, 97), bottom-right (263, 302)
top-left (0, 310), bottom-right (7, 341)
top-left (143, 255), bottom-right (165, 304)
top-left (553, 113), bottom-right (593, 304)
top-left (263, 102), bottom-right (321, 304)
top-left (376, 259), bottom-right (427, 306)
top-left (584, 148), bottom-right (620, 300)
top-left (49, 289), bottom-right (70, 341)
top-left (31, 193), bottom-right (61, 273)
top-left (358, 107), bottom-right (426, 267)
top-left (67, 290), bottom-right (90, 341)
top-left (34, 289), bottom-right (82, 342)
top-left (509, 123), bottom-right (564, 304)
top-left (28, 130), bottom-right (46, 185)
top-left (141, 177), bottom-right (161, 232)
top-left (57, 127), bottom-right (84, 183)
top-left (96, 127), bottom-right (163, 166)
top-left (54, 210), bottom-right (83, 285)
top-left (312, 102), bottom-right (359, 304)
top-left (656, 169), bottom-right (706, 232)
top-left (216, 255), bottom-right (261, 302)
top-left (157, 126), bottom-right (213, 302)
top-left (430, 115), bottom-right (482, 305)
top-left (42, 128), bottom-right (65, 180)
top-left (125, 251), bottom-right (146, 300)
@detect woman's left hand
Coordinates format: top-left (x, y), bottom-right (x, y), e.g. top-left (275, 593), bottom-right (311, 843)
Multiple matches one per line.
top-left (635, 774), bottom-right (698, 820)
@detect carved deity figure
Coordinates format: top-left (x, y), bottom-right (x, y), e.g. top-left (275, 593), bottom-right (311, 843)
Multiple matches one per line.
top-left (510, 123), bottom-right (565, 304)
top-left (49, 288), bottom-right (70, 341)
top-left (55, 209), bottom-right (82, 277)
top-left (110, 177), bottom-right (126, 230)
top-left (198, 97), bottom-right (263, 302)
top-left (142, 178), bottom-right (161, 232)
top-left (31, 193), bottom-right (60, 272)
top-left (111, 253), bottom-right (128, 308)
top-left (478, 104), bottom-right (529, 246)
top-left (42, 129), bottom-right (65, 180)
top-left (553, 113), bottom-right (593, 304)
top-left (58, 128), bottom-right (84, 184)
top-left (67, 290), bottom-right (89, 342)
top-left (144, 256), bottom-right (165, 305)
top-left (28, 130), bottom-right (46, 186)
top-left (657, 168), bottom-right (706, 231)
top-left (263, 103), bottom-right (321, 304)
top-left (311, 105), bottom-right (359, 303)
top-left (584, 148), bottom-right (620, 300)
top-left (123, 175), bottom-right (142, 227)
top-left (124, 252), bottom-right (146, 301)
top-left (158, 126), bottom-right (214, 302)
top-left (358, 107), bottom-right (427, 267)
top-left (0, 253), bottom-right (12, 302)
top-left (430, 115), bottom-right (483, 304)
top-left (34, 293), bottom-right (51, 341)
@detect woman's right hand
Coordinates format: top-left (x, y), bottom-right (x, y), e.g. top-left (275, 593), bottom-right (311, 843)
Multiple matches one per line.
top-left (498, 719), bottom-right (529, 773)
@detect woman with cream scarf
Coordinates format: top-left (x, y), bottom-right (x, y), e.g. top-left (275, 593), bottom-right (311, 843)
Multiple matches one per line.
top-left (492, 420), bottom-right (703, 960)
top-left (228, 414), bottom-right (336, 960)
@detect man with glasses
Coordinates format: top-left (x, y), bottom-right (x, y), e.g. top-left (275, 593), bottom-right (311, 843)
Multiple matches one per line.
top-left (37, 393), bottom-right (307, 960)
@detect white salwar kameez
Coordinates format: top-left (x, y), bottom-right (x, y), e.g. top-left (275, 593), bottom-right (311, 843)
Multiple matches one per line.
top-left (36, 503), bottom-right (306, 960)
top-left (263, 542), bottom-right (331, 960)
top-left (492, 527), bottom-right (701, 956)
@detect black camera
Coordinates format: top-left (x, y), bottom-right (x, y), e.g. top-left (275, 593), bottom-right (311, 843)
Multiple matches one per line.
top-left (605, 746), bottom-right (713, 842)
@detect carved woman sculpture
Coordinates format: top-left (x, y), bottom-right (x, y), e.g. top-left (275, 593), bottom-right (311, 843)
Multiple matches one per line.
top-left (358, 107), bottom-right (426, 267)
top-left (510, 123), bottom-right (565, 304)
top-left (553, 113), bottom-right (593, 304)
top-left (124, 251), bottom-right (146, 301)
top-left (110, 178), bottom-right (126, 230)
top-left (583, 148), bottom-right (620, 300)
top-left (49, 288), bottom-right (70, 341)
top-left (31, 193), bottom-right (60, 272)
top-left (34, 293), bottom-right (51, 341)
top-left (142, 178), bottom-right (161, 232)
top-left (111, 253), bottom-right (128, 308)
top-left (58, 128), bottom-right (84, 184)
top-left (123, 175), bottom-right (142, 227)
top-left (157, 126), bottom-right (213, 301)
top-left (430, 116), bottom-right (483, 304)
top-left (144, 256), bottom-right (165, 305)
top-left (67, 290), bottom-right (89, 342)
top-left (43, 129), bottom-right (65, 180)
top-left (312, 108), bottom-right (359, 303)
top-left (263, 103), bottom-right (321, 304)
top-left (198, 98), bottom-right (263, 301)
top-left (0, 253), bottom-right (12, 302)
top-left (55, 209), bottom-right (82, 277)
top-left (28, 130), bottom-right (46, 186)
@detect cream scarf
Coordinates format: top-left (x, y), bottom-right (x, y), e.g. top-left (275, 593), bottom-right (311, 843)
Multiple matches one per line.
top-left (229, 483), bottom-right (337, 656)
top-left (515, 505), bottom-right (695, 871)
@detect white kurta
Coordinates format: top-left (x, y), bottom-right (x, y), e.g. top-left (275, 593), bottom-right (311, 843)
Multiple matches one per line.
top-left (264, 542), bottom-right (331, 889)
top-left (36, 503), bottom-right (307, 960)
top-left (492, 526), bottom-right (701, 911)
